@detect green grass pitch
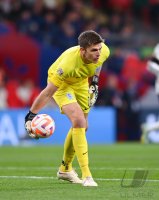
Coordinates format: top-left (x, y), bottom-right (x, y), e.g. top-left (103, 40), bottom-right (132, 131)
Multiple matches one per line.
top-left (0, 143), bottom-right (159, 200)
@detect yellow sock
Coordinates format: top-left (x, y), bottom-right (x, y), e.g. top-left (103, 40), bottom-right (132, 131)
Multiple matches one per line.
top-left (60, 128), bottom-right (75, 172)
top-left (72, 128), bottom-right (92, 179)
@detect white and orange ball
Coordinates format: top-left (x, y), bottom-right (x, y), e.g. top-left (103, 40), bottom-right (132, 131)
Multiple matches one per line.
top-left (31, 114), bottom-right (55, 138)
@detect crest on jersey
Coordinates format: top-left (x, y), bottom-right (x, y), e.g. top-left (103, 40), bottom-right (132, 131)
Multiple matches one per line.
top-left (57, 68), bottom-right (64, 76)
top-left (66, 93), bottom-right (73, 100)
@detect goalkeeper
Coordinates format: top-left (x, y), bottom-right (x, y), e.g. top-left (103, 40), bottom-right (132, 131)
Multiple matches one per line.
top-left (25, 30), bottom-right (110, 186)
top-left (141, 43), bottom-right (159, 143)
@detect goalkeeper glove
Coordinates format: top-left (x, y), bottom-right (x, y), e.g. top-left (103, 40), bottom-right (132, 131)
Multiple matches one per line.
top-left (25, 111), bottom-right (39, 139)
top-left (89, 75), bottom-right (99, 107)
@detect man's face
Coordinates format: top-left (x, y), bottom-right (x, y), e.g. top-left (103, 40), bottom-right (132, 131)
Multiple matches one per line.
top-left (80, 43), bottom-right (102, 64)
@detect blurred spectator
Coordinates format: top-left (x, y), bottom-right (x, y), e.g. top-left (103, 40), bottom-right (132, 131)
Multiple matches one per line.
top-left (5, 78), bottom-right (40, 108)
top-left (16, 79), bottom-right (40, 107)
top-left (6, 79), bottom-right (22, 108)
top-left (42, 11), bottom-right (58, 45)
top-left (108, 12), bottom-right (124, 34)
top-left (107, 0), bottom-right (133, 12)
top-left (149, 0), bottom-right (159, 27)
top-left (96, 73), bottom-right (123, 107)
top-left (17, 8), bottom-right (43, 42)
top-left (106, 48), bottom-right (125, 74)
top-left (121, 53), bottom-right (147, 82)
top-left (56, 19), bottom-right (76, 51)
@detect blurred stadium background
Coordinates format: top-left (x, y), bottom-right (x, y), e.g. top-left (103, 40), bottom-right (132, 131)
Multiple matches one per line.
top-left (1, 0), bottom-right (159, 145)
top-left (1, 1), bottom-right (159, 199)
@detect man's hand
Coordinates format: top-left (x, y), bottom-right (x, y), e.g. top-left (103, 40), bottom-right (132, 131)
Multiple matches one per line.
top-left (25, 111), bottom-right (39, 139)
top-left (89, 75), bottom-right (99, 107)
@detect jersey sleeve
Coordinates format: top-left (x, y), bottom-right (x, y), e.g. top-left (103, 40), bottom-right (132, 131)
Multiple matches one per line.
top-left (47, 59), bottom-right (69, 87)
top-left (48, 56), bottom-right (72, 87)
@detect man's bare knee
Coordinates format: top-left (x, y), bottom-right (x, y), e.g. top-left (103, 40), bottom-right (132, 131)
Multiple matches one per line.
top-left (62, 103), bottom-right (87, 128)
top-left (72, 116), bottom-right (86, 128)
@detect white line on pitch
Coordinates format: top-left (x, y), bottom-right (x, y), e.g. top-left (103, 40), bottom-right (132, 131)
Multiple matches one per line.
top-left (0, 175), bottom-right (159, 182)
top-left (0, 176), bottom-right (57, 180)
top-left (0, 167), bottom-right (159, 171)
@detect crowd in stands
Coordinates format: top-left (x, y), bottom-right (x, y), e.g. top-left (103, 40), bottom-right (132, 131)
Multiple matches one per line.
top-left (0, 68), bottom-right (40, 108)
top-left (1, 0), bottom-right (159, 140)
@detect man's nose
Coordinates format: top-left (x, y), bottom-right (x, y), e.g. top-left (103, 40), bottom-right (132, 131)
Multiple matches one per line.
top-left (97, 50), bottom-right (100, 56)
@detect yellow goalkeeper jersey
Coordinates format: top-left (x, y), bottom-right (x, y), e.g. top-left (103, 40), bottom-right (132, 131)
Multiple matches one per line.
top-left (48, 43), bottom-right (110, 87)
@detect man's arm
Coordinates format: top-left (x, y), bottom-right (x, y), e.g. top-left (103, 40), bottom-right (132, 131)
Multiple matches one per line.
top-left (25, 82), bottom-right (58, 138)
top-left (30, 82), bottom-right (58, 113)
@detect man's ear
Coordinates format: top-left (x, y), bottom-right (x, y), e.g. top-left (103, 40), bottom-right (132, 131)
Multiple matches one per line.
top-left (80, 47), bottom-right (85, 54)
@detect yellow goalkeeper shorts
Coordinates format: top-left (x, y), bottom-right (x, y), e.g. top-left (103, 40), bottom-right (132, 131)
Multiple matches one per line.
top-left (53, 82), bottom-right (90, 114)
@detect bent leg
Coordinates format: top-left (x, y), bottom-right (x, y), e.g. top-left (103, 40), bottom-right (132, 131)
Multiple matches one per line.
top-left (60, 112), bottom-right (89, 173)
top-left (62, 103), bottom-right (92, 179)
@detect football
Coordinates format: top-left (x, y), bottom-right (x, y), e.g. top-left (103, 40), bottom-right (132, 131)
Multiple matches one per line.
top-left (31, 114), bottom-right (55, 138)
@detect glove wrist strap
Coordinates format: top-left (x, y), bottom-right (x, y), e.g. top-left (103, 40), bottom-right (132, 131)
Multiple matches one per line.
top-left (25, 110), bottom-right (37, 122)
top-left (92, 75), bottom-right (99, 85)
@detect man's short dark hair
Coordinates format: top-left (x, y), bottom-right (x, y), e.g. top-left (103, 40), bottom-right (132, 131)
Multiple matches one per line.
top-left (78, 30), bottom-right (104, 48)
